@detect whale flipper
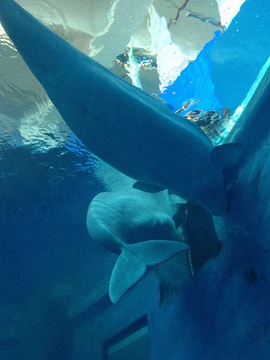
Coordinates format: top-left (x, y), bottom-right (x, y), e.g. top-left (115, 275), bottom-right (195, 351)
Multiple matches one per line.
top-left (109, 249), bottom-right (147, 304)
top-left (211, 142), bottom-right (242, 169)
top-left (109, 240), bottom-right (189, 303)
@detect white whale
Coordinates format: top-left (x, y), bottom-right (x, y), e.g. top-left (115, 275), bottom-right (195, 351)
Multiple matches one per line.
top-left (87, 191), bottom-right (189, 303)
top-left (0, 0), bottom-right (241, 215)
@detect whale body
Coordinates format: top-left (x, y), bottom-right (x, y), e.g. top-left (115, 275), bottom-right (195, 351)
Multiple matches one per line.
top-left (0, 0), bottom-right (241, 215)
top-left (87, 191), bottom-right (189, 303)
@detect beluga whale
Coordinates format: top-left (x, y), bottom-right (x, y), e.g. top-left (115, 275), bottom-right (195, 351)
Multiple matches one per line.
top-left (87, 191), bottom-right (189, 303)
top-left (0, 0), bottom-right (241, 216)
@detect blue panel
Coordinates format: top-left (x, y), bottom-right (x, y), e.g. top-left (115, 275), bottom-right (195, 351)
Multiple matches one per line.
top-left (160, 32), bottom-right (222, 113)
top-left (162, 0), bottom-right (270, 117)
top-left (209, 0), bottom-right (270, 112)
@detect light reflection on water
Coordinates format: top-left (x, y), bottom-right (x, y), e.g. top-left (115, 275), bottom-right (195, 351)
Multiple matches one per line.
top-left (0, 2), bottom-right (79, 157)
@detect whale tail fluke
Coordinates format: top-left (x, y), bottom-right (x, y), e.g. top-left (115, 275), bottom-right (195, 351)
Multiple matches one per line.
top-left (109, 240), bottom-right (189, 303)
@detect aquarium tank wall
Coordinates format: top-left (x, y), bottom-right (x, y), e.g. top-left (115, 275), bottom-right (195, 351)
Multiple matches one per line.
top-left (0, 0), bottom-right (269, 359)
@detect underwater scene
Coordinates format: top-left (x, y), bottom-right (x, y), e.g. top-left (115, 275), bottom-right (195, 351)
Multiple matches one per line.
top-left (0, 0), bottom-right (269, 359)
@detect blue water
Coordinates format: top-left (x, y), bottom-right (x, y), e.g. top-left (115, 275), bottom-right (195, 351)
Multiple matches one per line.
top-left (1, 0), bottom-right (270, 359)
top-left (0, 139), bottom-right (109, 358)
